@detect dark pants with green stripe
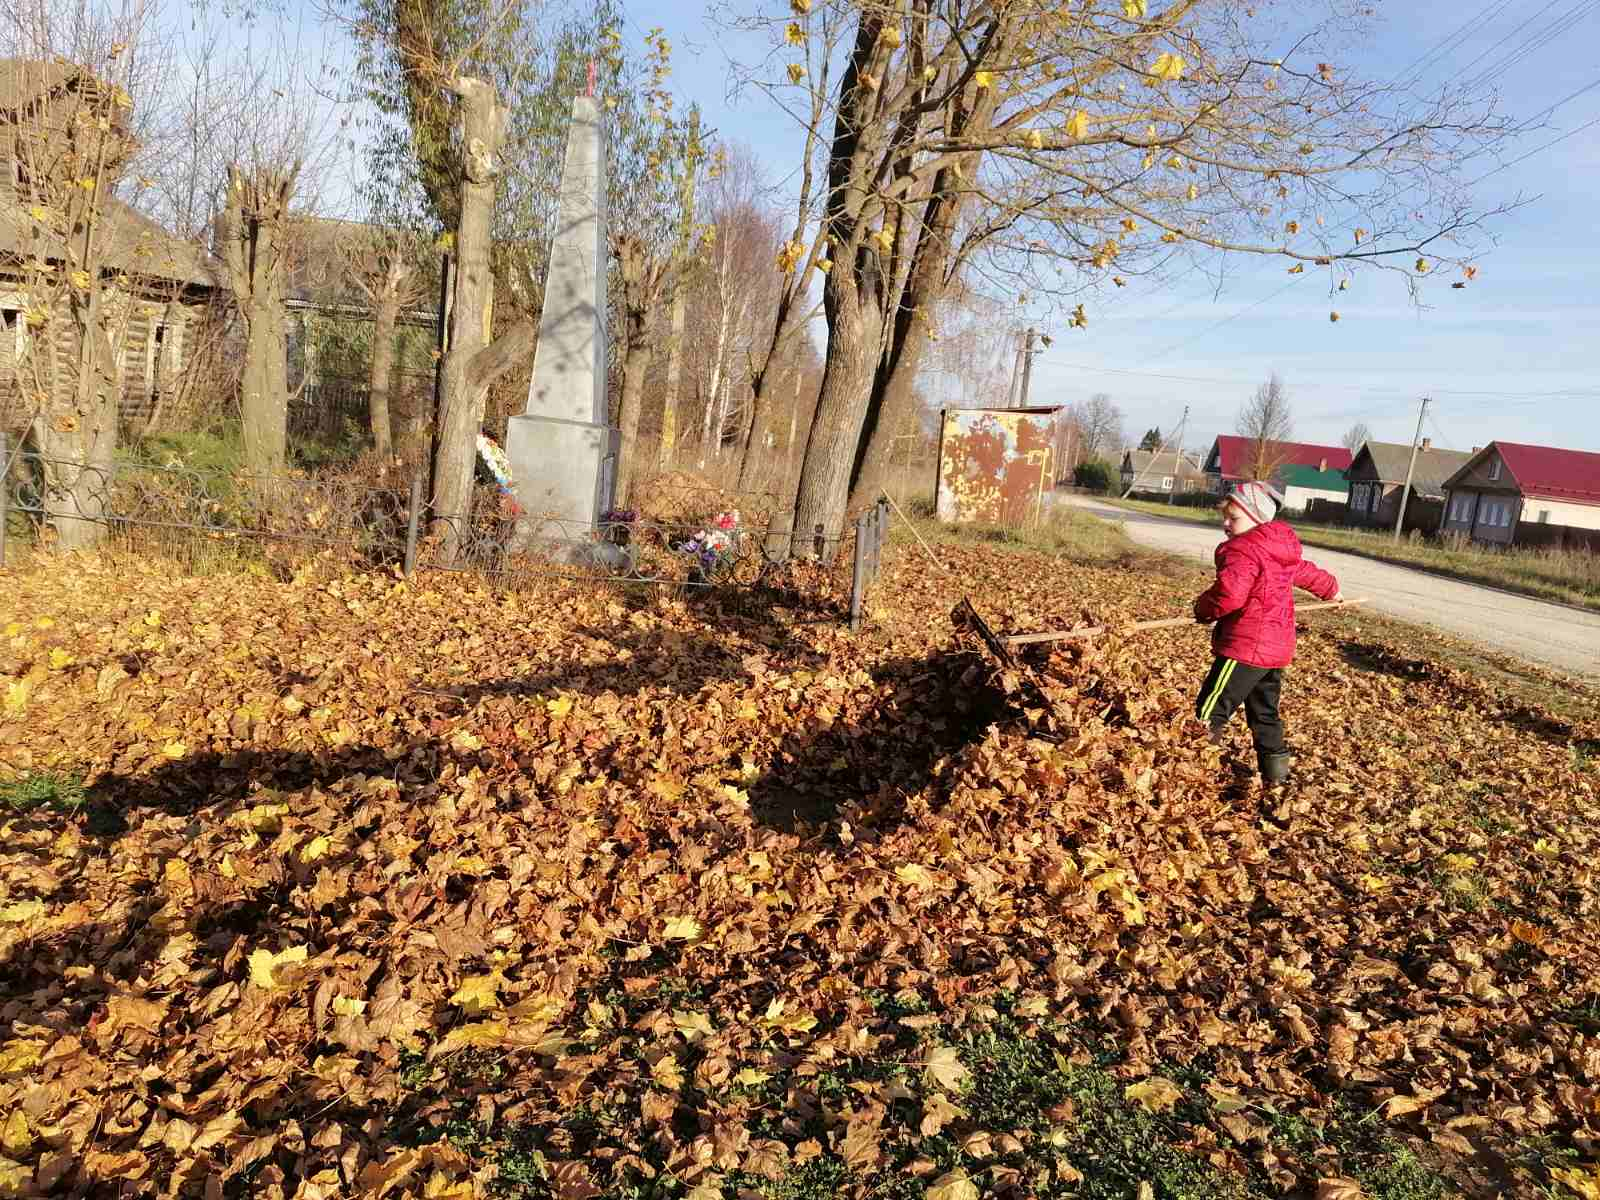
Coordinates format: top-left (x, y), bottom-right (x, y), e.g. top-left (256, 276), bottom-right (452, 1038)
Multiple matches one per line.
top-left (1196, 657), bottom-right (1285, 754)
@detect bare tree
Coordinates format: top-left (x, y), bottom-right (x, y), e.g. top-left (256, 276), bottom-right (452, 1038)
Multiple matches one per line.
top-left (1341, 422), bottom-right (1372, 455)
top-left (1073, 394), bottom-right (1124, 462)
top-left (336, 221), bottom-right (429, 458)
top-left (1238, 373), bottom-right (1295, 482)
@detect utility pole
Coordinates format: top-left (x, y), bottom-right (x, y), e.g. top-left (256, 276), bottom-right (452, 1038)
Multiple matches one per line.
top-left (1168, 403), bottom-right (1190, 505)
top-left (1017, 327), bottom-right (1039, 408)
top-left (1122, 404), bottom-right (1188, 499)
top-left (1394, 396), bottom-right (1430, 542)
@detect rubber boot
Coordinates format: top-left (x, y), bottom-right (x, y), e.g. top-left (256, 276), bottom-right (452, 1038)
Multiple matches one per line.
top-left (1258, 749), bottom-right (1292, 785)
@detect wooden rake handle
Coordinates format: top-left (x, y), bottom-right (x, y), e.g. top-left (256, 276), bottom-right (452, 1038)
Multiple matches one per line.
top-left (1002, 598), bottom-right (1368, 647)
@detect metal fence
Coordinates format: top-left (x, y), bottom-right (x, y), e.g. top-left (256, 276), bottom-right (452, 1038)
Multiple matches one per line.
top-left (1, 437), bottom-right (890, 625)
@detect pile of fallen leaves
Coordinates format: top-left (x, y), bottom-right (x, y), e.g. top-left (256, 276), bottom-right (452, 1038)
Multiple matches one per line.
top-left (0, 534), bottom-right (1596, 1200)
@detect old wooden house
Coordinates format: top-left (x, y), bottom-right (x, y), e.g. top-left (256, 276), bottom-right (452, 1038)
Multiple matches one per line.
top-left (0, 58), bottom-right (220, 436)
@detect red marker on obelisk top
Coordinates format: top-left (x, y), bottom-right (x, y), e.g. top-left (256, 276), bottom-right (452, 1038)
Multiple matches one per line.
top-left (586, 58), bottom-right (596, 98)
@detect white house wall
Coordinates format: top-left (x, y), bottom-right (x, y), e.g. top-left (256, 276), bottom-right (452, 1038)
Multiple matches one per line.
top-left (1522, 496), bottom-right (1600, 531)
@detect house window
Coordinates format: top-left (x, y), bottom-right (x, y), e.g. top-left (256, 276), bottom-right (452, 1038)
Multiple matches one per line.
top-left (0, 308), bottom-right (20, 364)
top-left (1487, 456), bottom-right (1501, 481)
top-left (146, 323), bottom-right (167, 397)
top-left (1161, 476), bottom-right (1173, 490)
top-left (1539, 510), bottom-right (1551, 524)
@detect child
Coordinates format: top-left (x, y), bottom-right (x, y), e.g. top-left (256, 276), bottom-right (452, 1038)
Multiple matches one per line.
top-left (1192, 480), bottom-right (1343, 784)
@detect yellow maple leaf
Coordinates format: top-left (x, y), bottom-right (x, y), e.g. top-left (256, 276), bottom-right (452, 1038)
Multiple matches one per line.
top-left (333, 996), bottom-right (367, 1016)
top-left (449, 973), bottom-right (504, 1015)
top-left (815, 257), bottom-right (833, 273)
top-left (5, 680), bottom-right (29, 714)
top-left (1126, 1077), bottom-right (1184, 1112)
top-left (1186, 183), bottom-right (1199, 201)
top-left (895, 863), bottom-right (933, 886)
top-left (1414, 257), bottom-right (1430, 274)
top-left (788, 63), bottom-right (805, 84)
top-left (791, 0), bottom-right (811, 12)
top-left (874, 227), bottom-right (895, 253)
top-left (922, 1043), bottom-right (968, 1092)
top-left (927, 1170), bottom-right (979, 1200)
top-left (1151, 52), bottom-right (1187, 81)
top-left (878, 25), bottom-right (901, 48)
top-left (300, 835), bottom-right (332, 863)
top-left (673, 1009), bottom-right (716, 1043)
top-left (1120, 217), bottom-right (1138, 233)
top-left (734, 1067), bottom-right (771, 1087)
top-left (1122, 0), bottom-right (1147, 16)
top-left (0, 901), bottom-right (44, 924)
top-left (248, 944), bottom-right (309, 989)
top-left (48, 647), bottom-right (74, 669)
top-left (438, 1019), bottom-right (509, 1054)
top-left (1024, 129), bottom-right (1044, 150)
top-left (974, 70), bottom-right (994, 89)
top-left (776, 240), bottom-right (804, 273)
top-left (1552, 1165), bottom-right (1600, 1200)
top-left (0, 1040), bottom-right (43, 1077)
top-left (1067, 110), bottom-right (1090, 140)
top-left (1, 1110), bottom-right (30, 1158)
top-left (663, 915), bottom-right (703, 942)
top-left (161, 740), bottom-right (187, 759)
top-left (785, 21), bottom-right (805, 45)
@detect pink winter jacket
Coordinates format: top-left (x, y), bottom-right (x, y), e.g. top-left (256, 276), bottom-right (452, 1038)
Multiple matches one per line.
top-left (1193, 521), bottom-right (1339, 669)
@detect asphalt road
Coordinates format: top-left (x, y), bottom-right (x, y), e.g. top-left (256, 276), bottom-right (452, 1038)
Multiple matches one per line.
top-left (1058, 493), bottom-right (1600, 681)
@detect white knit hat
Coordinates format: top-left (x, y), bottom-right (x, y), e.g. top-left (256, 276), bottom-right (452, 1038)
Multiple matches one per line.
top-left (1227, 480), bottom-right (1284, 524)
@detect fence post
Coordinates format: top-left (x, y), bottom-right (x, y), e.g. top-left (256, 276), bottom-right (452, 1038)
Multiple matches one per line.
top-left (849, 513), bottom-right (868, 631)
top-left (0, 432), bottom-right (8, 569)
top-left (874, 497), bottom-right (888, 584)
top-left (403, 476), bottom-right (422, 578)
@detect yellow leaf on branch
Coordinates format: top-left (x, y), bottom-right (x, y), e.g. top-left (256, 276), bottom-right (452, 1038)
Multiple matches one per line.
top-left (1151, 52), bottom-right (1187, 82)
top-left (974, 71), bottom-right (994, 89)
top-left (1067, 110), bottom-right (1090, 140)
top-left (785, 21), bottom-right (805, 45)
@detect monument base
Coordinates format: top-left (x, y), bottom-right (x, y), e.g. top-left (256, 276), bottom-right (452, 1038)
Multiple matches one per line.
top-left (504, 414), bottom-right (619, 546)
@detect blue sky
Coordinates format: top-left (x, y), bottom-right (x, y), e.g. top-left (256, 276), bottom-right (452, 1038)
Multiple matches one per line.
top-left (636, 0), bottom-right (1600, 457)
top-left (257, 0), bottom-right (1600, 457)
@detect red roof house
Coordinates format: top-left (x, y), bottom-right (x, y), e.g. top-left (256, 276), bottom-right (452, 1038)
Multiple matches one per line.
top-left (1202, 435), bottom-right (1353, 490)
top-left (1439, 441), bottom-right (1600, 545)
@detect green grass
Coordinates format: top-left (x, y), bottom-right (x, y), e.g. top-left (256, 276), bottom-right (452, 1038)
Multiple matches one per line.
top-left (1104, 497), bottom-right (1600, 613)
top-left (0, 769), bottom-right (87, 814)
top-left (897, 496), bottom-right (1158, 568)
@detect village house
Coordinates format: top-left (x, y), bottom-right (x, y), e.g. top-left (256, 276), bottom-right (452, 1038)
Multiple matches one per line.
top-left (1201, 435), bottom-right (1352, 512)
top-left (1344, 438), bottom-right (1473, 532)
top-left (0, 59), bottom-right (220, 436)
top-left (1439, 441), bottom-right (1600, 548)
top-left (1118, 448), bottom-right (1206, 496)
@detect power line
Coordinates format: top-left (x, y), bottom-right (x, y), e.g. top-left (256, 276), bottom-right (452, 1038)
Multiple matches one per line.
top-left (1049, 359), bottom-right (1600, 400)
top-left (1394, 0), bottom-right (1518, 90)
top-left (1467, 111), bottom-right (1600, 185)
top-left (1455, 0), bottom-right (1600, 93)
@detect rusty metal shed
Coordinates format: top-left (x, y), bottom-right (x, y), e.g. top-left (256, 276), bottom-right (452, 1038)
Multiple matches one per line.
top-left (934, 406), bottom-right (1061, 527)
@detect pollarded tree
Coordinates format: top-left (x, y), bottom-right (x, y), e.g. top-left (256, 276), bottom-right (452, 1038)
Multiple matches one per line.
top-left (735, 0), bottom-right (1512, 552)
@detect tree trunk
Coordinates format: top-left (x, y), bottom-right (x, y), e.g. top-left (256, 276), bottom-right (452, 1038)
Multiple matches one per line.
top-left (790, 258), bottom-right (884, 557)
top-left (222, 166), bottom-right (297, 476)
top-left (737, 365), bottom-right (781, 493)
top-left (36, 300), bottom-right (119, 550)
top-left (657, 281), bottom-right (686, 473)
top-left (240, 280), bottom-right (288, 474)
top-left (370, 285), bottom-right (400, 458)
top-left (847, 138), bottom-right (981, 511)
top-left (611, 234), bottom-right (663, 508)
top-left (431, 77), bottom-right (505, 550)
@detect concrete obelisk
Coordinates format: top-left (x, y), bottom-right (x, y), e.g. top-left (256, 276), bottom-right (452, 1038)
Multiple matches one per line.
top-left (503, 93), bottom-right (618, 542)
